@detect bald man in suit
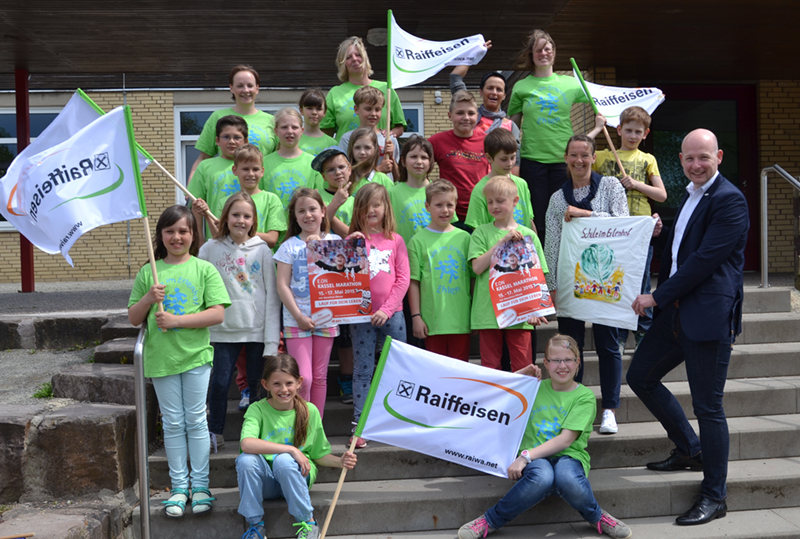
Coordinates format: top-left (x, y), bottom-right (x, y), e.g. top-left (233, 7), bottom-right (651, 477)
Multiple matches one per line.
top-left (626, 129), bottom-right (749, 526)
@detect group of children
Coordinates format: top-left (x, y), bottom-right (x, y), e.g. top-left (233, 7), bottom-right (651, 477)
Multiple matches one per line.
top-left (129, 66), bottom-right (663, 538)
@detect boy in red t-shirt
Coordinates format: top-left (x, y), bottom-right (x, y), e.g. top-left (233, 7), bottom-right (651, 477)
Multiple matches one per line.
top-left (428, 91), bottom-right (491, 223)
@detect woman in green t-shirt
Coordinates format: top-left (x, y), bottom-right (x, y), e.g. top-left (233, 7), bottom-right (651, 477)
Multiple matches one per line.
top-left (320, 36), bottom-right (406, 141)
top-left (189, 65), bottom-right (277, 182)
top-left (508, 30), bottom-right (590, 246)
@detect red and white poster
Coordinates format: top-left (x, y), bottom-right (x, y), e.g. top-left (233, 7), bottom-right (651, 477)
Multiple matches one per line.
top-left (307, 237), bottom-right (372, 325)
top-left (489, 237), bottom-right (555, 328)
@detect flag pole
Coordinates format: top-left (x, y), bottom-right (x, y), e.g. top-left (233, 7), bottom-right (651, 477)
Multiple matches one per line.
top-left (151, 159), bottom-right (218, 222)
top-left (570, 59), bottom-right (627, 178)
top-left (318, 437), bottom-right (359, 539)
top-left (141, 217), bottom-right (167, 331)
top-left (384, 10), bottom-right (392, 142)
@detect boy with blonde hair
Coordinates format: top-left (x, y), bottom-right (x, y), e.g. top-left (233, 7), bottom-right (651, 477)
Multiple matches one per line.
top-left (468, 176), bottom-right (547, 371)
top-left (338, 86), bottom-right (399, 176)
top-left (408, 180), bottom-right (473, 361)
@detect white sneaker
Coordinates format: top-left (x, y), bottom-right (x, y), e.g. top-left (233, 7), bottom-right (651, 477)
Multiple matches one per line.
top-left (599, 409), bottom-right (618, 434)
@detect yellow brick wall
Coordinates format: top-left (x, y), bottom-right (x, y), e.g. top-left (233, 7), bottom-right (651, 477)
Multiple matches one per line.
top-left (0, 91), bottom-right (175, 283)
top-left (759, 81), bottom-right (799, 273)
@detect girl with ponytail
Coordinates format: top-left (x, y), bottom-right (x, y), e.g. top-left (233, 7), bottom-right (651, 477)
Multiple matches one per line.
top-left (235, 354), bottom-right (357, 539)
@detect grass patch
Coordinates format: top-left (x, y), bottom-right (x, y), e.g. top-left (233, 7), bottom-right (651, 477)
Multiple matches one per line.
top-left (33, 381), bottom-right (53, 399)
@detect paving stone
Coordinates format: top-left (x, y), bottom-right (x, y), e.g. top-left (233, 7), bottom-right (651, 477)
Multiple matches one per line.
top-left (93, 337), bottom-right (136, 364)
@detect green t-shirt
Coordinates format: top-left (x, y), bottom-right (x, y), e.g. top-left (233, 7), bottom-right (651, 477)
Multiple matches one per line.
top-left (320, 81), bottom-right (407, 141)
top-left (212, 190), bottom-right (288, 236)
top-left (260, 152), bottom-right (324, 209)
top-left (188, 156), bottom-right (238, 236)
top-left (508, 74), bottom-right (588, 164)
top-left (519, 379), bottom-right (595, 476)
top-left (408, 227), bottom-right (472, 335)
top-left (318, 188), bottom-right (355, 226)
top-left (240, 399), bottom-right (331, 487)
top-left (468, 223), bottom-right (547, 330)
top-left (593, 148), bottom-right (660, 217)
top-left (390, 182), bottom-right (431, 244)
top-left (194, 108), bottom-right (277, 158)
top-left (351, 171), bottom-right (393, 196)
top-left (299, 133), bottom-right (339, 157)
top-left (128, 257), bottom-right (231, 378)
top-left (464, 174), bottom-right (535, 230)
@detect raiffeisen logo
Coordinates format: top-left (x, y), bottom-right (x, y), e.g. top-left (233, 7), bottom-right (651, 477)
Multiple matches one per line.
top-left (26, 151), bottom-right (124, 223)
top-left (396, 38), bottom-right (470, 62)
top-left (383, 376), bottom-right (529, 429)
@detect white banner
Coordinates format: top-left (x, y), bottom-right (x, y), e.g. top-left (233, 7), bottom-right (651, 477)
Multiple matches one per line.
top-left (574, 70), bottom-right (665, 127)
top-left (556, 216), bottom-right (656, 330)
top-left (390, 12), bottom-right (487, 89)
top-left (15, 106), bottom-right (146, 265)
top-left (1, 90), bottom-right (150, 253)
top-left (358, 339), bottom-right (539, 478)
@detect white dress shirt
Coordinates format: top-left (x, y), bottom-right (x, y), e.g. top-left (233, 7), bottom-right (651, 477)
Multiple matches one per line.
top-left (670, 172), bottom-right (719, 277)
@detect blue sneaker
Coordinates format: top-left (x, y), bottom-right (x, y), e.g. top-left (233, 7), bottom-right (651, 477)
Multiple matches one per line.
top-left (239, 388), bottom-right (250, 411)
top-left (241, 521), bottom-right (266, 539)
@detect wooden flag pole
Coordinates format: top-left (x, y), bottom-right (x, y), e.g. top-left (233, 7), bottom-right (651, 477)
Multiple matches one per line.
top-left (601, 126), bottom-right (628, 178)
top-left (151, 159), bottom-right (218, 222)
top-left (318, 437), bottom-right (359, 539)
top-left (141, 216), bottom-right (166, 332)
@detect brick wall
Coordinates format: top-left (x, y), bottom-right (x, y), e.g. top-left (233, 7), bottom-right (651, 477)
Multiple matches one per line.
top-left (759, 81), bottom-right (800, 273)
top-left (0, 91), bottom-right (175, 283)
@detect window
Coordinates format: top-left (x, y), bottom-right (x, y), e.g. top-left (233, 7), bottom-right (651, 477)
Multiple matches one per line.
top-left (401, 104), bottom-right (424, 138)
top-left (0, 109), bottom-right (61, 231)
top-left (173, 104), bottom-right (295, 204)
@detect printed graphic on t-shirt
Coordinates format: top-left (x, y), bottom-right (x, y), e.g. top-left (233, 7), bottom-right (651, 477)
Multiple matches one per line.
top-left (525, 84), bottom-right (569, 123)
top-left (369, 248), bottom-right (393, 278)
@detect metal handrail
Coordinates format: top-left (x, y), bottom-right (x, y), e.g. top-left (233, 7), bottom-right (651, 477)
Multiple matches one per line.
top-left (133, 323), bottom-right (150, 539)
top-left (760, 164), bottom-right (800, 288)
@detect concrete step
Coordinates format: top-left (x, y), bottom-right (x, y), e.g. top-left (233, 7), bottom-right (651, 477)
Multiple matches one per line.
top-left (100, 315), bottom-right (140, 342)
top-left (150, 414), bottom-right (800, 490)
top-left (221, 374), bottom-right (800, 440)
top-left (743, 286), bottom-right (793, 314)
top-left (324, 507), bottom-right (800, 539)
top-left (93, 337), bottom-right (136, 364)
top-left (134, 457), bottom-right (800, 539)
top-left (740, 312), bottom-right (800, 344)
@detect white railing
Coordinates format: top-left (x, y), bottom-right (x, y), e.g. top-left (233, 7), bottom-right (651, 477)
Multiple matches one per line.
top-left (760, 164), bottom-right (800, 288)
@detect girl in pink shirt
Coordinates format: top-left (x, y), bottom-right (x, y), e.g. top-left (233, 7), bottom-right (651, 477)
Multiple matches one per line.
top-left (347, 183), bottom-right (410, 448)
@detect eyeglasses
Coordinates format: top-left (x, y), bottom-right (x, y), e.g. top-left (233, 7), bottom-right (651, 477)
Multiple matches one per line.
top-left (545, 358), bottom-right (578, 366)
top-left (220, 135), bottom-right (245, 142)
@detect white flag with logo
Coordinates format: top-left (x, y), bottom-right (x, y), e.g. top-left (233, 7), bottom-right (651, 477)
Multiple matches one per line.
top-left (355, 338), bottom-right (539, 478)
top-left (15, 106), bottom-right (146, 266)
top-left (390, 12), bottom-right (488, 89)
top-left (573, 70), bottom-right (665, 127)
top-left (1, 90), bottom-right (151, 251)
top-left (556, 216), bottom-right (656, 330)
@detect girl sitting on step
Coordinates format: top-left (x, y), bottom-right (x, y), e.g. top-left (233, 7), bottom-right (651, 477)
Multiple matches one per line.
top-left (236, 354), bottom-right (357, 539)
top-left (458, 334), bottom-right (632, 539)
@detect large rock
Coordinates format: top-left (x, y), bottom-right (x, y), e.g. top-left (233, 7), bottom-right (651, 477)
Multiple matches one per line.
top-left (22, 403), bottom-right (137, 500)
top-left (101, 315), bottom-right (141, 342)
top-left (0, 405), bottom-right (44, 503)
top-left (93, 338), bottom-right (136, 364)
top-left (0, 319), bottom-right (21, 350)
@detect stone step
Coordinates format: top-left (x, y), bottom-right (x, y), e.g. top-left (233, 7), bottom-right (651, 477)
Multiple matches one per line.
top-left (325, 507), bottom-right (800, 539)
top-left (149, 414), bottom-right (800, 490)
top-left (740, 313), bottom-right (800, 344)
top-left (101, 315), bottom-right (140, 342)
top-left (93, 337), bottom-right (136, 364)
top-left (222, 374), bottom-right (800, 440)
top-left (743, 286), bottom-right (793, 314)
top-left (134, 457), bottom-right (800, 539)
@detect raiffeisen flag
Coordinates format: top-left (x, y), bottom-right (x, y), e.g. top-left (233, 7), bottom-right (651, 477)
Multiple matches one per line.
top-left (1, 89), bottom-right (151, 247)
top-left (356, 338), bottom-right (540, 478)
top-left (573, 69), bottom-right (665, 128)
top-left (390, 11), bottom-right (488, 89)
top-left (16, 106), bottom-right (147, 266)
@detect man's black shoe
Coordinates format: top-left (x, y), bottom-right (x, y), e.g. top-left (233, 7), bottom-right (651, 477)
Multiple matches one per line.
top-left (646, 449), bottom-right (703, 472)
top-left (675, 496), bottom-right (727, 525)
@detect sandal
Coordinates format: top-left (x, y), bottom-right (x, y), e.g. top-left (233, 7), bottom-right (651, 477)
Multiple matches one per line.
top-left (191, 486), bottom-right (216, 515)
top-left (162, 488), bottom-right (190, 518)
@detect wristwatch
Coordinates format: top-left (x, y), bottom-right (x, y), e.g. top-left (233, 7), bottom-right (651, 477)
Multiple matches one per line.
top-left (521, 450), bottom-right (532, 463)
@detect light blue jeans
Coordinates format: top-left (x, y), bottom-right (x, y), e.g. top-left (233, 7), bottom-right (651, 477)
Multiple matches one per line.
top-left (236, 452), bottom-right (314, 525)
top-left (351, 311), bottom-right (406, 421)
top-left (484, 456), bottom-right (603, 529)
top-left (150, 362), bottom-right (211, 490)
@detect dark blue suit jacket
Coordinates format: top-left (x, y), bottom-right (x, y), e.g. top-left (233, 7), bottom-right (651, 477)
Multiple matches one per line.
top-left (652, 174), bottom-right (749, 342)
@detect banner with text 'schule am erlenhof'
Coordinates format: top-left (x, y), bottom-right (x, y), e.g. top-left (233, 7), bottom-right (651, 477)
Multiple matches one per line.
top-left (307, 237), bottom-right (372, 325)
top-left (556, 216), bottom-right (656, 330)
top-left (356, 339), bottom-right (540, 478)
